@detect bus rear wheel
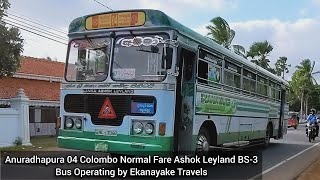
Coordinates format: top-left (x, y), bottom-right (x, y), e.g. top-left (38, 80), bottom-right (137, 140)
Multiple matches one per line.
top-left (196, 127), bottom-right (211, 154)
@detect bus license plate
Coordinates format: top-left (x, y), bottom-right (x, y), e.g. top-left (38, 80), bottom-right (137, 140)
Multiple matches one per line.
top-left (95, 129), bottom-right (117, 136)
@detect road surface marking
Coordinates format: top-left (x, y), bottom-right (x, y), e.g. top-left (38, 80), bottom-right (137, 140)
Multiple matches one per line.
top-left (250, 142), bottom-right (320, 179)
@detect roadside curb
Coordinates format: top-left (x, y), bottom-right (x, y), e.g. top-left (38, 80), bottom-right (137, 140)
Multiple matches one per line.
top-left (250, 142), bottom-right (320, 180)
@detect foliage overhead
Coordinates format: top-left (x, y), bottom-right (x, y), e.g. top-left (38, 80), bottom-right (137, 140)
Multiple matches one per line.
top-left (0, 0), bottom-right (24, 78)
top-left (275, 56), bottom-right (291, 79)
top-left (203, 16), bottom-right (320, 112)
top-left (295, 59), bottom-right (318, 86)
top-left (206, 17), bottom-right (235, 49)
top-left (290, 59), bottom-right (318, 112)
top-left (0, 0), bottom-right (9, 19)
top-left (247, 40), bottom-right (274, 72)
top-left (231, 44), bottom-right (246, 58)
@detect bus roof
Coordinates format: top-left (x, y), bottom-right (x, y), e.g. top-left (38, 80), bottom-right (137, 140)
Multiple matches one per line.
top-left (69, 9), bottom-right (289, 87)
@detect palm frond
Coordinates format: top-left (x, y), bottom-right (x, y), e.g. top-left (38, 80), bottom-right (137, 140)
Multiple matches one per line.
top-left (206, 16), bottom-right (234, 48)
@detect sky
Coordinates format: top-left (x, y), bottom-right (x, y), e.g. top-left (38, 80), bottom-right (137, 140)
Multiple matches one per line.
top-left (6, 0), bottom-right (320, 81)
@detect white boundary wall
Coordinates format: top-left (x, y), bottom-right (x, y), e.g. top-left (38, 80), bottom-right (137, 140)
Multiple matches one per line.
top-left (0, 89), bottom-right (31, 147)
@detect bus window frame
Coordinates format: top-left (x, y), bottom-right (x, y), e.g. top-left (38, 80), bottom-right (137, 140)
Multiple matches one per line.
top-left (223, 58), bottom-right (242, 91)
top-left (196, 48), bottom-right (223, 87)
top-left (110, 32), bottom-right (172, 83)
top-left (257, 75), bottom-right (268, 97)
top-left (275, 83), bottom-right (282, 101)
top-left (64, 36), bottom-right (112, 82)
top-left (194, 46), bottom-right (288, 103)
top-left (285, 88), bottom-right (289, 105)
top-left (269, 80), bottom-right (278, 100)
top-left (242, 67), bottom-right (257, 95)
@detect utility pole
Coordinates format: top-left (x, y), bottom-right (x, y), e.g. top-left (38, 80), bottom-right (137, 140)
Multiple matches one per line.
top-left (312, 71), bottom-right (320, 113)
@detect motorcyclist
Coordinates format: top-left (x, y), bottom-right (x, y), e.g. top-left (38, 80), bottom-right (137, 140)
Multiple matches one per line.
top-left (306, 109), bottom-right (319, 137)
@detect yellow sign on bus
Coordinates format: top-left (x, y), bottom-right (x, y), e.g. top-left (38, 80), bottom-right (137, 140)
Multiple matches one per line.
top-left (86, 12), bottom-right (146, 30)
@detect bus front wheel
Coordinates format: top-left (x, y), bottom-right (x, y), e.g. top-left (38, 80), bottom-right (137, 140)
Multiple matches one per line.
top-left (196, 127), bottom-right (211, 154)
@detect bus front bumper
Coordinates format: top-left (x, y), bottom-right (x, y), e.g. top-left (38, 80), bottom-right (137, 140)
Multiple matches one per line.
top-left (57, 131), bottom-right (173, 156)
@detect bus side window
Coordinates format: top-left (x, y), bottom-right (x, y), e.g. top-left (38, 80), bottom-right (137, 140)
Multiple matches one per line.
top-left (257, 76), bottom-right (268, 96)
top-left (224, 60), bottom-right (241, 89)
top-left (275, 84), bottom-right (281, 100)
top-left (243, 69), bottom-right (256, 94)
top-left (197, 60), bottom-right (208, 84)
top-left (269, 81), bottom-right (276, 99)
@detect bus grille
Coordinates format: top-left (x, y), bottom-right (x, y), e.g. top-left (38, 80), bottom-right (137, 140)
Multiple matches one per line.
top-left (64, 94), bottom-right (154, 126)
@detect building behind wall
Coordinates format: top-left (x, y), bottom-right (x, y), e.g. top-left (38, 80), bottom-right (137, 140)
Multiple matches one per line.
top-left (0, 56), bottom-right (64, 137)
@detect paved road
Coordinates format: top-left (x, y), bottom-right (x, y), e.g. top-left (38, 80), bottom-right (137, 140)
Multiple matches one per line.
top-left (1, 123), bottom-right (317, 179)
top-left (262, 123), bottom-right (315, 171)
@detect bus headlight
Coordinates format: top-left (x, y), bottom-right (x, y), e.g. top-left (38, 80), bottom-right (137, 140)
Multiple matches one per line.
top-left (75, 119), bottom-right (82, 129)
top-left (133, 122), bottom-right (144, 134)
top-left (145, 123), bottom-right (154, 135)
top-left (65, 118), bottom-right (74, 128)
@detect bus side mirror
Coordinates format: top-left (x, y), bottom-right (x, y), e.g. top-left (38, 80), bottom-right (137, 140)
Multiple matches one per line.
top-left (162, 47), bottom-right (173, 69)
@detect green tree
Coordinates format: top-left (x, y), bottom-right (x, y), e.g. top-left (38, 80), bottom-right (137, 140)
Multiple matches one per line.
top-left (288, 81), bottom-right (301, 111)
top-left (309, 85), bottom-right (320, 111)
top-left (247, 40), bottom-right (274, 72)
top-left (0, 0), bottom-right (24, 77)
top-left (291, 69), bottom-right (306, 120)
top-left (231, 44), bottom-right (246, 58)
top-left (275, 56), bottom-right (291, 79)
top-left (0, 0), bottom-right (9, 17)
top-left (291, 59), bottom-right (318, 119)
top-left (206, 17), bottom-right (235, 49)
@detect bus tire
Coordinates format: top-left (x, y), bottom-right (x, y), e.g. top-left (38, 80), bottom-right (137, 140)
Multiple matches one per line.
top-left (263, 124), bottom-right (272, 148)
top-left (196, 126), bottom-right (211, 154)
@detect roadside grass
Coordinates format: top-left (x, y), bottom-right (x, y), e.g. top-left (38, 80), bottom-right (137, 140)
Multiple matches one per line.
top-left (0, 136), bottom-right (57, 151)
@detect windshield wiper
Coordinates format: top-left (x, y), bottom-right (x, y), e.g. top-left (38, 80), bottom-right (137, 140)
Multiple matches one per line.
top-left (137, 49), bottom-right (160, 54)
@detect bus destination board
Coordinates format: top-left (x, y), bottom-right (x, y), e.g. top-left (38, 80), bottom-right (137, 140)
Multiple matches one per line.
top-left (86, 12), bottom-right (146, 30)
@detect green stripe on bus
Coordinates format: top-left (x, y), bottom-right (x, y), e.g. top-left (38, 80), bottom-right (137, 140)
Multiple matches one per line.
top-left (237, 107), bottom-right (269, 113)
top-left (237, 105), bottom-right (269, 111)
top-left (58, 130), bottom-right (173, 152)
top-left (237, 102), bottom-right (269, 109)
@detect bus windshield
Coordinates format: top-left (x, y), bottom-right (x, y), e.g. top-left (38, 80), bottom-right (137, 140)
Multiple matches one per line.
top-left (66, 37), bottom-right (111, 82)
top-left (112, 34), bottom-right (169, 82)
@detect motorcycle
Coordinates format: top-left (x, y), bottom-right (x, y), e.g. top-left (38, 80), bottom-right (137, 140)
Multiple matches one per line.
top-left (307, 122), bottom-right (317, 142)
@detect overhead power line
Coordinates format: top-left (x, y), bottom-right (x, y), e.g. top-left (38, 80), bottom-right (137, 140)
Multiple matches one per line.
top-left (5, 22), bottom-right (68, 45)
top-left (3, 16), bottom-right (68, 41)
top-left (2, 10), bottom-right (69, 45)
top-left (4, 18), bottom-right (68, 42)
top-left (93, 0), bottom-right (113, 11)
top-left (6, 11), bottom-right (68, 34)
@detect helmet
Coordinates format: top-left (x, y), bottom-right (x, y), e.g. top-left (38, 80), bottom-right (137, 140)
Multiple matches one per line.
top-left (311, 109), bottom-right (316, 114)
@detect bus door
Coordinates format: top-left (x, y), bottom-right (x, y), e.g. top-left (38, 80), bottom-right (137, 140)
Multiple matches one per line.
top-left (278, 89), bottom-right (286, 138)
top-left (174, 48), bottom-right (196, 153)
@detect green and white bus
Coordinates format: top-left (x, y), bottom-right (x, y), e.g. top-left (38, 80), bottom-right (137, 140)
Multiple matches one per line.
top-left (57, 9), bottom-right (289, 155)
